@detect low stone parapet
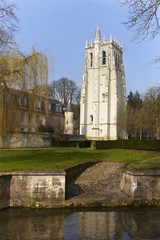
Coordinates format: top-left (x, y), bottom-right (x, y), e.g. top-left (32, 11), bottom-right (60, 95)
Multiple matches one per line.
top-left (121, 169), bottom-right (160, 200)
top-left (0, 171), bottom-right (66, 209)
top-left (1, 166), bottom-right (160, 209)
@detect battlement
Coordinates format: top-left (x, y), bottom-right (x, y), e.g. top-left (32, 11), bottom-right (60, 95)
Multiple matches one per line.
top-left (86, 36), bottom-right (122, 51)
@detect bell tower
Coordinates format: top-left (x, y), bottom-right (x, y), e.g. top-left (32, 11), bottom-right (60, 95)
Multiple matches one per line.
top-left (80, 27), bottom-right (126, 140)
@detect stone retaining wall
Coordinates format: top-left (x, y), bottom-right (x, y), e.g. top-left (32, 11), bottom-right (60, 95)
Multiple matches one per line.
top-left (0, 133), bottom-right (52, 148)
top-left (0, 171), bottom-right (66, 209)
top-left (121, 169), bottom-right (160, 200)
top-left (0, 166), bottom-right (160, 209)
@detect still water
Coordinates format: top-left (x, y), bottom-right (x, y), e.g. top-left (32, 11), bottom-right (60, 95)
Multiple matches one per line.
top-left (0, 207), bottom-right (160, 240)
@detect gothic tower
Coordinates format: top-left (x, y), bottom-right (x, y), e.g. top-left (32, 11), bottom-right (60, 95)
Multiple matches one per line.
top-left (80, 26), bottom-right (126, 140)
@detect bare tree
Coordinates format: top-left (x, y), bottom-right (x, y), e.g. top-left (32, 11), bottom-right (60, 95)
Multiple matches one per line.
top-left (0, 0), bottom-right (19, 53)
top-left (144, 86), bottom-right (160, 100)
top-left (121, 0), bottom-right (160, 41)
top-left (143, 86), bottom-right (160, 138)
top-left (49, 77), bottom-right (80, 104)
top-left (0, 0), bottom-right (20, 90)
top-left (126, 90), bottom-right (143, 138)
top-left (125, 87), bottom-right (160, 139)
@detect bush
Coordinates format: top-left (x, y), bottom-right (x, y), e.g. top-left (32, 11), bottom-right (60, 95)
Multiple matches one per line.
top-left (51, 139), bottom-right (160, 151)
top-left (95, 140), bottom-right (160, 151)
top-left (38, 124), bottom-right (54, 133)
top-left (52, 140), bottom-right (91, 148)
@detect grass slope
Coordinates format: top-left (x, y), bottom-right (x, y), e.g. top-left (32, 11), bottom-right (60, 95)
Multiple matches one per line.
top-left (0, 148), bottom-right (160, 171)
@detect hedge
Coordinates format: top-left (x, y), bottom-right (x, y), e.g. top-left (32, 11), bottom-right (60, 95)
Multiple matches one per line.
top-left (52, 139), bottom-right (160, 151)
top-left (94, 140), bottom-right (160, 151)
top-left (52, 140), bottom-right (91, 148)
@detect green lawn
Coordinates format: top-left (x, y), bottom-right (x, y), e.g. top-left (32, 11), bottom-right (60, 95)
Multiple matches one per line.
top-left (0, 148), bottom-right (160, 171)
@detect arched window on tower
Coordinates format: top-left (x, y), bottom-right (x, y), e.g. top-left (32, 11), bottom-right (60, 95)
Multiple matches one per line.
top-left (90, 53), bottom-right (93, 67)
top-left (115, 54), bottom-right (120, 69)
top-left (102, 51), bottom-right (106, 65)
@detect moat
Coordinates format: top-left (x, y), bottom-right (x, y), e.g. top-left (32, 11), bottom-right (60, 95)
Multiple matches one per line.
top-left (0, 207), bottom-right (160, 240)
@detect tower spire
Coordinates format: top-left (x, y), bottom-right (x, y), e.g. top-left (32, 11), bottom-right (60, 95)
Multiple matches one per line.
top-left (94, 25), bottom-right (101, 43)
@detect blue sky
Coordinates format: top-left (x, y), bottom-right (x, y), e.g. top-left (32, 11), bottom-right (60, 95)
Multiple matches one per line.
top-left (12, 0), bottom-right (160, 95)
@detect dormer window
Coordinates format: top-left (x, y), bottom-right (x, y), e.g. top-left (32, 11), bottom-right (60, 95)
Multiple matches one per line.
top-left (102, 51), bottom-right (106, 65)
top-left (90, 53), bottom-right (93, 67)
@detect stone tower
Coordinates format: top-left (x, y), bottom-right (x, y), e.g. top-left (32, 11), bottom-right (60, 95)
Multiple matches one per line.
top-left (64, 100), bottom-right (74, 135)
top-left (80, 26), bottom-right (126, 140)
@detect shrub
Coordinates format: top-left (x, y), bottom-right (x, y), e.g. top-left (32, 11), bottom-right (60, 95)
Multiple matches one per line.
top-left (52, 140), bottom-right (91, 148)
top-left (38, 124), bottom-right (54, 133)
top-left (95, 140), bottom-right (160, 151)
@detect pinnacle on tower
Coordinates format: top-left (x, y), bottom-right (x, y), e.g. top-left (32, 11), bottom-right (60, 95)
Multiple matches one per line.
top-left (94, 25), bottom-right (101, 43)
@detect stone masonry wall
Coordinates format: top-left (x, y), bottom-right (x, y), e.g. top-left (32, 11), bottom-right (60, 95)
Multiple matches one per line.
top-left (121, 170), bottom-right (160, 200)
top-left (0, 166), bottom-right (160, 209)
top-left (10, 172), bottom-right (66, 207)
top-left (0, 133), bottom-right (52, 148)
top-left (0, 172), bottom-right (66, 209)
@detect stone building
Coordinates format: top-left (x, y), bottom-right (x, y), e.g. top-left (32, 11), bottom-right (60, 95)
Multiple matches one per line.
top-left (0, 50), bottom-right (65, 136)
top-left (0, 86), bottom-right (64, 135)
top-left (80, 26), bottom-right (126, 140)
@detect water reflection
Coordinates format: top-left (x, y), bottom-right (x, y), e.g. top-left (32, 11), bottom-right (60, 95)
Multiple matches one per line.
top-left (0, 208), bottom-right (159, 240)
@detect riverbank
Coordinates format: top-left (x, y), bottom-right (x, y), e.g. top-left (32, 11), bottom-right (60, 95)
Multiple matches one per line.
top-left (0, 161), bottom-right (160, 209)
top-left (60, 162), bottom-right (160, 208)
